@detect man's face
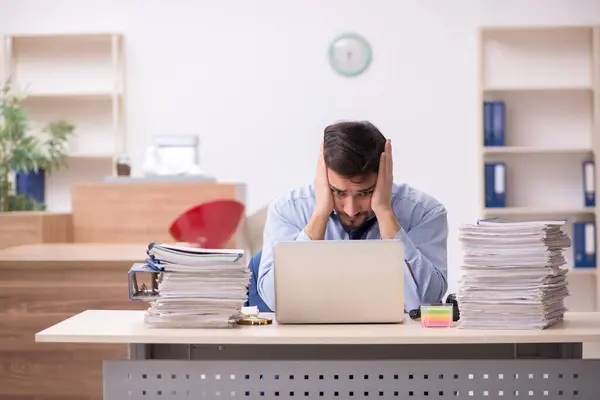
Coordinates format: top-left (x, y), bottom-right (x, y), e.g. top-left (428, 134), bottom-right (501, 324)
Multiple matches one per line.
top-left (327, 169), bottom-right (377, 229)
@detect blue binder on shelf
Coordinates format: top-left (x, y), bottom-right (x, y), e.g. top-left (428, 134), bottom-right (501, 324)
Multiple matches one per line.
top-left (485, 162), bottom-right (506, 207)
top-left (483, 101), bottom-right (505, 146)
top-left (573, 221), bottom-right (596, 268)
top-left (583, 160), bottom-right (595, 207)
top-left (491, 101), bottom-right (505, 146)
top-left (483, 101), bottom-right (493, 146)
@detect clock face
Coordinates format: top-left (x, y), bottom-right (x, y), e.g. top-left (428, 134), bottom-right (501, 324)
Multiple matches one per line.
top-left (328, 33), bottom-right (372, 77)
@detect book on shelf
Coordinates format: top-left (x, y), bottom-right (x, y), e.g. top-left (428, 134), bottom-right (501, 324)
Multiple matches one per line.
top-left (583, 160), bottom-right (595, 207)
top-left (573, 221), bottom-right (596, 269)
top-left (483, 100), bottom-right (505, 147)
top-left (485, 161), bottom-right (506, 208)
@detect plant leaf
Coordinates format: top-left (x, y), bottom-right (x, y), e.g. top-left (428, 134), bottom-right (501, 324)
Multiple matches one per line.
top-left (0, 77), bottom-right (76, 205)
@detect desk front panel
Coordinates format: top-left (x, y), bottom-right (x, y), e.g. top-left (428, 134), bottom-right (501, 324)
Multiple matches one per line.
top-left (104, 357), bottom-right (600, 399)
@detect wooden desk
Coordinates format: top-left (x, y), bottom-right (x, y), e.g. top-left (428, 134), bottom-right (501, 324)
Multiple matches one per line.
top-left (0, 244), bottom-right (148, 400)
top-left (0, 242), bottom-right (148, 267)
top-left (35, 310), bottom-right (600, 345)
top-left (36, 310), bottom-right (600, 399)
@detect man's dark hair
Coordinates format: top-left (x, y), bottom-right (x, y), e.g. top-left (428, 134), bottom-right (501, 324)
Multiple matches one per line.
top-left (323, 120), bottom-right (386, 179)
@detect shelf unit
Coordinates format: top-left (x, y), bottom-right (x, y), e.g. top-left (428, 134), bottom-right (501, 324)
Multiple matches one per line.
top-left (478, 26), bottom-right (600, 312)
top-left (2, 33), bottom-right (125, 212)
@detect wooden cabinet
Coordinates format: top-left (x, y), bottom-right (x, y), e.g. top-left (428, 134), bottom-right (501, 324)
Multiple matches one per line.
top-left (71, 181), bottom-right (247, 246)
top-left (0, 212), bottom-right (72, 250)
top-left (0, 244), bottom-right (148, 399)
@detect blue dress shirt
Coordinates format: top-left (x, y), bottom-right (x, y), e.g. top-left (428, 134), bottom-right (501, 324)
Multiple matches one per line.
top-left (256, 182), bottom-right (449, 312)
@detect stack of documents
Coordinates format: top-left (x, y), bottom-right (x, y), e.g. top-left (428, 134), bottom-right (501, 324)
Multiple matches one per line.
top-left (457, 219), bottom-right (571, 330)
top-left (141, 243), bottom-right (249, 328)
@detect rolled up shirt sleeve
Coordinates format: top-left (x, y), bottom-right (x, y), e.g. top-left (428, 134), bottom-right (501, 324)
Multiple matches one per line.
top-left (256, 200), bottom-right (310, 311)
top-left (394, 204), bottom-right (448, 311)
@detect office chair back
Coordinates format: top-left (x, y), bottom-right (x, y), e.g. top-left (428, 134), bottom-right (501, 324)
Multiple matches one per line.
top-left (169, 199), bottom-right (245, 248)
top-left (246, 250), bottom-right (272, 312)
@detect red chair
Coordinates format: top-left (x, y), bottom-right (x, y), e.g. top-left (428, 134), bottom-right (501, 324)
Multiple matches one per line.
top-left (169, 199), bottom-right (245, 248)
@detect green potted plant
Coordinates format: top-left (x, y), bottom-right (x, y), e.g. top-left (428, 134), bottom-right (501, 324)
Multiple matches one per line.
top-left (0, 79), bottom-right (75, 212)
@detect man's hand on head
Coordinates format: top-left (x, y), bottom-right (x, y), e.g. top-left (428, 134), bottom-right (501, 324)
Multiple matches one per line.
top-left (371, 139), bottom-right (394, 216)
top-left (372, 139), bottom-right (401, 239)
top-left (305, 141), bottom-right (333, 240)
top-left (314, 141), bottom-right (334, 218)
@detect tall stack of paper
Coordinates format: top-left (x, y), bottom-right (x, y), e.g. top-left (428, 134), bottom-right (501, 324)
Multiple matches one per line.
top-left (457, 219), bottom-right (571, 329)
top-left (143, 243), bottom-right (249, 328)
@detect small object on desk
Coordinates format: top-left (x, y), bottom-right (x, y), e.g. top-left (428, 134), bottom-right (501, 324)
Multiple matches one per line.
top-left (420, 304), bottom-right (453, 328)
top-left (408, 308), bottom-right (421, 320)
top-left (445, 293), bottom-right (461, 322)
top-left (237, 316), bottom-right (272, 325)
top-left (241, 306), bottom-right (259, 317)
top-left (409, 293), bottom-right (460, 322)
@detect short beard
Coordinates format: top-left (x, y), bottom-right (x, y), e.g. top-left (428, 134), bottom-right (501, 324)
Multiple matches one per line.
top-left (340, 212), bottom-right (370, 230)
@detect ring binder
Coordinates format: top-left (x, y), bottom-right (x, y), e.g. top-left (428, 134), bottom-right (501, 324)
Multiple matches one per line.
top-left (129, 242), bottom-right (250, 328)
top-left (485, 162), bottom-right (506, 207)
top-left (573, 221), bottom-right (596, 268)
top-left (583, 161), bottom-right (595, 207)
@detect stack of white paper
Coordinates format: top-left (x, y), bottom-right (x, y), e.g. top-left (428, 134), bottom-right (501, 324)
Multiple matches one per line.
top-left (143, 243), bottom-right (250, 328)
top-left (457, 219), bottom-right (571, 330)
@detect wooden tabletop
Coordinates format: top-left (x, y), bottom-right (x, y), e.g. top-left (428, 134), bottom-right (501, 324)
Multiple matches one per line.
top-left (0, 243), bottom-right (148, 268)
top-left (35, 310), bottom-right (600, 345)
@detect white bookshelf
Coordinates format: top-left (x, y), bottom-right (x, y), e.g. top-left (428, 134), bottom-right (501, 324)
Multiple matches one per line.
top-left (483, 147), bottom-right (592, 155)
top-left (2, 33), bottom-right (125, 212)
top-left (478, 26), bottom-right (600, 312)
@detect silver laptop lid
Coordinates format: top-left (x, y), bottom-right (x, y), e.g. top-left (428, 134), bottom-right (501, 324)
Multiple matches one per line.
top-left (273, 240), bottom-right (405, 324)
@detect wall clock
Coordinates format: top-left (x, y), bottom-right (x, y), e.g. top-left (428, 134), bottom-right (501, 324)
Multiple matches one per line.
top-left (328, 33), bottom-right (372, 77)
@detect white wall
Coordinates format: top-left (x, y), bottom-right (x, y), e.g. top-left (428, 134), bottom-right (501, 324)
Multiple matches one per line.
top-left (1, 0), bottom-right (599, 294)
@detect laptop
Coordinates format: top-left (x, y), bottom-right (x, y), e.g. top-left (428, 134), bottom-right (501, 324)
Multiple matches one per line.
top-left (273, 240), bottom-right (405, 324)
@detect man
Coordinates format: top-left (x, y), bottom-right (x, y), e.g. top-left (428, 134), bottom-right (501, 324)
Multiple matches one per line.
top-left (256, 120), bottom-right (448, 312)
